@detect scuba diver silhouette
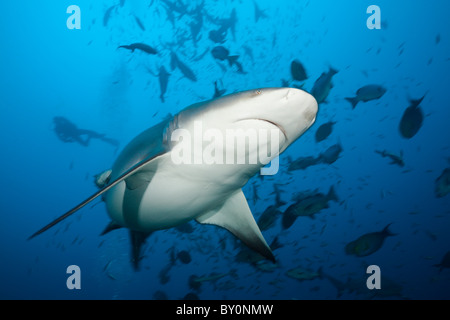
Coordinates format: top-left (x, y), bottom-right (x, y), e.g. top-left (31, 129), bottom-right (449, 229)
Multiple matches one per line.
top-left (53, 116), bottom-right (119, 148)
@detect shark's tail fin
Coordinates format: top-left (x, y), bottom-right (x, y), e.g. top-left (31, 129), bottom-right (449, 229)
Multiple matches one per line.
top-left (345, 97), bottom-right (359, 109)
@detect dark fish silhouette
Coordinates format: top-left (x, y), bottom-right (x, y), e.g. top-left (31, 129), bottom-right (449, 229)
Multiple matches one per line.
top-left (375, 150), bottom-right (405, 167)
top-left (288, 156), bottom-right (320, 171)
top-left (170, 52), bottom-right (197, 82)
top-left (158, 66), bottom-right (170, 103)
top-left (315, 121), bottom-right (336, 142)
top-left (345, 85), bottom-right (386, 109)
top-left (177, 250), bottom-right (192, 264)
top-left (103, 5), bottom-right (117, 27)
top-left (211, 46), bottom-right (246, 74)
top-left (213, 80), bottom-right (226, 98)
top-left (118, 43), bottom-right (158, 55)
top-left (345, 224), bottom-right (396, 257)
top-left (318, 142), bottom-right (343, 165)
top-left (291, 60), bottom-right (308, 81)
top-left (253, 1), bottom-right (268, 22)
top-left (399, 96), bottom-right (425, 139)
top-left (286, 186), bottom-right (338, 219)
top-left (433, 251), bottom-right (450, 272)
top-left (435, 168), bottom-right (450, 198)
top-left (134, 15), bottom-right (146, 31)
top-left (311, 67), bottom-right (338, 104)
top-left (257, 205), bottom-right (282, 231)
top-left (209, 26), bottom-right (227, 44)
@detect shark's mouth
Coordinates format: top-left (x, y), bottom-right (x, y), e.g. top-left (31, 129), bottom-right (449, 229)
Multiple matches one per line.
top-left (235, 118), bottom-right (288, 141)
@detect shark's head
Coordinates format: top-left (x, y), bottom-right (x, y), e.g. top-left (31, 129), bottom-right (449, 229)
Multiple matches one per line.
top-left (167, 87), bottom-right (318, 171)
top-left (223, 87), bottom-right (318, 152)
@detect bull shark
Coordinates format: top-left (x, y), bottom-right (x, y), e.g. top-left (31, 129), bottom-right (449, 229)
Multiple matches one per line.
top-left (29, 88), bottom-right (318, 269)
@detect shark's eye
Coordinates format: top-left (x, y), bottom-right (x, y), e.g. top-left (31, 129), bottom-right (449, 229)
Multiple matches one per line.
top-left (255, 89), bottom-right (262, 95)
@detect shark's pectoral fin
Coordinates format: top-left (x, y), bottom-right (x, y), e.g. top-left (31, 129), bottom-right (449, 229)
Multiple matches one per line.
top-left (28, 150), bottom-right (167, 240)
top-left (196, 190), bottom-right (275, 262)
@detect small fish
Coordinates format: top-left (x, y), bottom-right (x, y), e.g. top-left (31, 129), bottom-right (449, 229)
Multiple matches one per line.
top-left (345, 85), bottom-right (386, 109)
top-left (433, 251), bottom-right (450, 272)
top-left (103, 260), bottom-right (113, 272)
top-left (254, 260), bottom-right (278, 272)
top-left (159, 264), bottom-right (171, 285)
top-left (208, 26), bottom-right (227, 44)
top-left (435, 168), bottom-right (450, 198)
top-left (345, 224), bottom-right (396, 257)
top-left (284, 186), bottom-right (338, 219)
top-left (311, 67), bottom-right (338, 104)
top-left (134, 15), bottom-right (146, 31)
top-left (213, 80), bottom-right (226, 98)
top-left (177, 250), bottom-right (192, 264)
top-left (252, 181), bottom-right (260, 205)
top-left (288, 156), bottom-right (320, 171)
top-left (106, 272), bottom-right (117, 280)
top-left (253, 1), bottom-right (268, 22)
top-left (291, 60), bottom-right (308, 82)
top-left (242, 45), bottom-right (254, 62)
top-left (317, 142), bottom-right (343, 165)
top-left (286, 266), bottom-right (322, 282)
top-left (315, 121), bottom-right (336, 142)
top-left (375, 150), bottom-right (405, 167)
top-left (281, 206), bottom-right (298, 230)
top-left (399, 96), bottom-right (425, 139)
top-left (118, 43), bottom-right (158, 55)
top-left (436, 33), bottom-right (441, 45)
top-left (257, 205), bottom-right (282, 231)
top-left (157, 66), bottom-right (170, 103)
top-left (170, 52), bottom-right (197, 82)
top-left (211, 46), bottom-right (246, 74)
top-left (175, 222), bottom-right (194, 234)
top-left (103, 5), bottom-right (117, 27)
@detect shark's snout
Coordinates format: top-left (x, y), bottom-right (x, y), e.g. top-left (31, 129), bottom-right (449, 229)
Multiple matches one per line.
top-left (303, 97), bottom-right (319, 125)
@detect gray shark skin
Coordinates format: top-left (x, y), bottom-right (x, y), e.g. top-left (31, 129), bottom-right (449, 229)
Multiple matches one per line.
top-left (29, 88), bottom-right (318, 266)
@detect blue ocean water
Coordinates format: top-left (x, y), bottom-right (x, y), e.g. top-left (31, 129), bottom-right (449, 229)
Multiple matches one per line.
top-left (0, 0), bottom-right (449, 300)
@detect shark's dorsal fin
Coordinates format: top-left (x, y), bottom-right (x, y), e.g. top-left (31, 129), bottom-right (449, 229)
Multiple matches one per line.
top-left (196, 189), bottom-right (275, 262)
top-left (28, 151), bottom-right (167, 240)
